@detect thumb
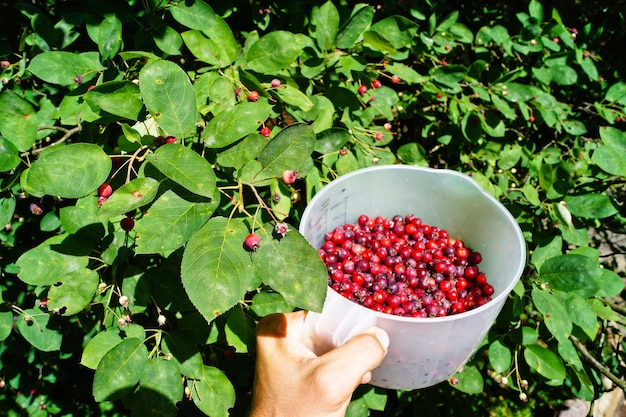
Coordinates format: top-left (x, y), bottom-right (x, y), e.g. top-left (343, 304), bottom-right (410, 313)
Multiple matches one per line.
top-left (319, 327), bottom-right (389, 387)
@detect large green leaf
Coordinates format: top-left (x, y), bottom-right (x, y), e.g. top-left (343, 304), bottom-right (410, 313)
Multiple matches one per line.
top-left (181, 30), bottom-right (235, 67)
top-left (0, 196), bottom-right (16, 228)
top-left (273, 85), bottom-right (314, 111)
top-left (334, 5), bottom-right (374, 49)
top-left (93, 337), bottom-right (149, 402)
top-left (313, 1), bottom-right (339, 51)
top-left (27, 143), bottom-right (111, 198)
top-left (139, 60), bottom-right (198, 139)
top-left (98, 177), bottom-right (160, 218)
top-left (190, 365), bottom-right (236, 417)
top-left (16, 308), bottom-right (63, 352)
top-left (244, 31), bottom-right (304, 74)
top-left (86, 14), bottom-right (123, 61)
top-left (539, 254), bottom-right (602, 297)
top-left (0, 91), bottom-right (39, 152)
top-left (0, 311), bottom-right (12, 341)
top-left (134, 187), bottom-right (219, 255)
top-left (531, 287), bottom-right (572, 343)
top-left (162, 331), bottom-right (205, 379)
top-left (146, 144), bottom-right (216, 197)
top-left (136, 358), bottom-right (183, 417)
top-left (81, 330), bottom-right (124, 370)
top-left (181, 217), bottom-right (257, 323)
top-left (202, 101), bottom-right (272, 148)
top-left (224, 307), bottom-right (255, 353)
top-left (215, 133), bottom-right (268, 169)
top-left (47, 268), bottom-right (99, 316)
top-left (592, 144), bottom-right (626, 176)
top-left (0, 137), bottom-right (20, 172)
top-left (488, 340), bottom-right (512, 373)
top-left (524, 345), bottom-right (566, 383)
top-left (84, 81), bottom-right (144, 120)
top-left (564, 193), bottom-right (618, 219)
top-left (16, 234), bottom-right (89, 286)
top-left (254, 225), bottom-right (327, 312)
top-left (253, 123), bottom-right (316, 182)
top-left (27, 51), bottom-right (105, 86)
top-left (451, 365), bottom-right (484, 394)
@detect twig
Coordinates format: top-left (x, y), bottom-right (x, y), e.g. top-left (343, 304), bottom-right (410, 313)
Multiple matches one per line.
top-left (21, 125), bottom-right (82, 156)
top-left (570, 335), bottom-right (626, 390)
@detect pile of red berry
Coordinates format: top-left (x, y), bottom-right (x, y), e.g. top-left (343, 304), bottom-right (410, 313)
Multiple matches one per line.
top-left (318, 214), bottom-right (494, 318)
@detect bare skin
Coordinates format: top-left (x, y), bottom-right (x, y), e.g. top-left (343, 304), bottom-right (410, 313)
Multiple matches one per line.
top-left (250, 311), bottom-right (389, 417)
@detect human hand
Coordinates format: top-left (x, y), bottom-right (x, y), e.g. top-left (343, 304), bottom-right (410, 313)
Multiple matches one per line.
top-left (250, 310), bottom-right (389, 417)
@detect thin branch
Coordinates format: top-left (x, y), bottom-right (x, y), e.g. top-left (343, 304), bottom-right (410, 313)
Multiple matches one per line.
top-left (570, 335), bottom-right (626, 391)
top-left (21, 125), bottom-right (82, 156)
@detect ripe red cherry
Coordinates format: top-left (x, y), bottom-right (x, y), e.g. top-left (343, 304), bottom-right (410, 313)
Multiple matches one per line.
top-left (391, 75), bottom-right (400, 84)
top-left (372, 79), bottom-right (382, 89)
top-left (358, 85), bottom-right (368, 95)
top-left (98, 183), bottom-right (113, 198)
top-left (260, 127), bottom-right (271, 137)
top-left (120, 217), bottom-right (135, 232)
top-left (248, 91), bottom-right (259, 102)
top-left (244, 233), bottom-right (261, 251)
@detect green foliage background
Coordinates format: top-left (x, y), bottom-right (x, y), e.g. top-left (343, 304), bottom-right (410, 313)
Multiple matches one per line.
top-left (1, 0), bottom-right (625, 416)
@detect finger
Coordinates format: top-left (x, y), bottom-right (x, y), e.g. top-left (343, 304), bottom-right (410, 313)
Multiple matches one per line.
top-left (256, 311), bottom-right (307, 338)
top-left (318, 327), bottom-right (389, 386)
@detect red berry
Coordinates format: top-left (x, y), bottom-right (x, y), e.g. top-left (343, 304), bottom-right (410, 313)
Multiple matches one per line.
top-left (358, 85), bottom-right (368, 95)
top-left (372, 79), bottom-right (382, 89)
top-left (248, 91), bottom-right (259, 102)
top-left (281, 169), bottom-right (298, 184)
top-left (529, 115), bottom-right (535, 123)
top-left (436, 92), bottom-right (443, 99)
top-left (98, 183), bottom-right (113, 198)
top-left (165, 136), bottom-right (177, 144)
top-left (271, 78), bottom-right (281, 88)
top-left (120, 217), bottom-right (135, 232)
top-left (260, 127), bottom-right (271, 137)
top-left (244, 233), bottom-right (261, 251)
top-left (375, 132), bottom-right (384, 141)
top-left (391, 75), bottom-right (400, 84)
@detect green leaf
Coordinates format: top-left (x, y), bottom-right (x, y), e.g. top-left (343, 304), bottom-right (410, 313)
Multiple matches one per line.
top-left (250, 291), bottom-right (294, 316)
top-left (93, 337), bottom-right (149, 402)
top-left (605, 82), bottom-right (626, 103)
top-left (554, 291), bottom-right (597, 339)
top-left (16, 309), bottom-right (63, 352)
top-left (27, 51), bottom-right (105, 86)
top-left (84, 81), bottom-right (144, 120)
top-left (539, 254), bottom-right (602, 297)
top-left (592, 144), bottom-right (626, 176)
top-left (27, 143), bottom-right (111, 198)
top-left (253, 123), bottom-right (316, 182)
top-left (47, 268), bottom-right (99, 316)
top-left (254, 225), bottom-right (327, 312)
top-left (562, 120), bottom-right (587, 136)
top-left (530, 236), bottom-right (562, 271)
top-left (244, 31), bottom-right (303, 74)
top-left (225, 307), bottom-right (255, 353)
top-left (181, 30), bottom-right (235, 67)
top-left (81, 330), bottom-right (123, 370)
top-left (146, 144), bottom-right (216, 198)
top-left (524, 344), bottom-right (566, 383)
top-left (216, 133), bottom-right (268, 169)
top-left (369, 15), bottom-right (419, 49)
top-left (139, 60), bottom-right (198, 139)
top-left (162, 331), bottom-right (205, 379)
top-left (86, 14), bottom-right (123, 61)
top-left (531, 287), bottom-right (572, 342)
top-left (203, 101), bottom-right (272, 148)
top-left (0, 91), bottom-right (39, 152)
top-left (488, 340), bottom-right (512, 373)
top-left (594, 269), bottom-right (625, 298)
top-left (134, 187), bottom-right (218, 255)
top-left (451, 365), bottom-right (483, 394)
top-left (273, 85), bottom-right (314, 111)
top-left (549, 65), bottom-right (577, 85)
top-left (154, 25), bottom-right (183, 56)
top-left (0, 196), bottom-right (16, 228)
top-left (315, 128), bottom-right (351, 154)
top-left (0, 138), bottom-right (20, 172)
top-left (190, 366), bottom-right (236, 417)
top-left (137, 358), bottom-right (183, 417)
top-left (181, 217), bottom-right (256, 323)
top-left (16, 234), bottom-right (89, 286)
top-left (335, 5), bottom-right (374, 49)
top-left (313, 1), bottom-right (339, 51)
top-left (528, 0), bottom-right (544, 22)
top-left (564, 193), bottom-right (618, 219)
top-left (170, 0), bottom-right (238, 65)
top-left (0, 311), bottom-right (13, 341)
top-left (98, 177), bottom-right (160, 218)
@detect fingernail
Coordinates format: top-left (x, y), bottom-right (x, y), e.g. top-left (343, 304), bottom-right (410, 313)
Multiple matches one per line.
top-left (372, 327), bottom-right (389, 350)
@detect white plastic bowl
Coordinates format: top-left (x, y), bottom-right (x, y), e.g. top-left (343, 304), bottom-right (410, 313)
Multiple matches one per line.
top-left (299, 165), bottom-right (526, 390)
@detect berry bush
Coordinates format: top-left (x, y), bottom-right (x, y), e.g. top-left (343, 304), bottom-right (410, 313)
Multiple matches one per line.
top-left (1, 0), bottom-right (625, 415)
